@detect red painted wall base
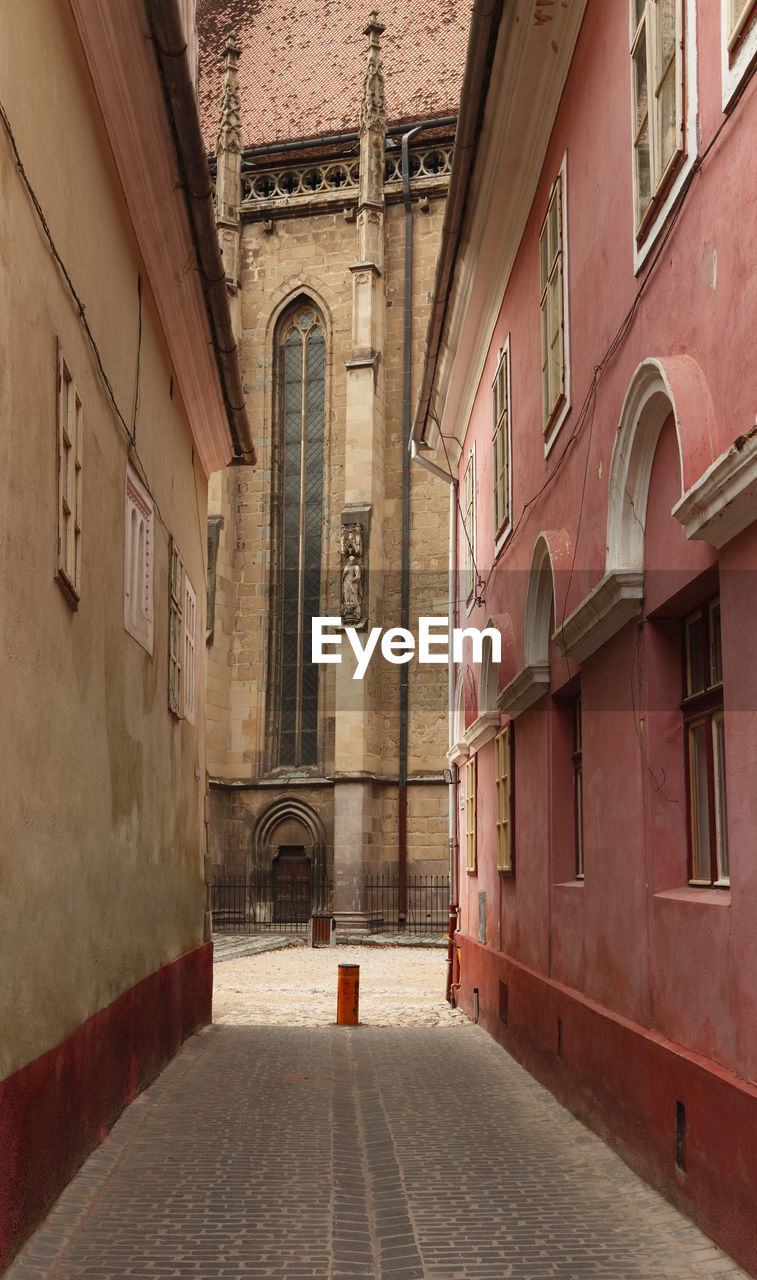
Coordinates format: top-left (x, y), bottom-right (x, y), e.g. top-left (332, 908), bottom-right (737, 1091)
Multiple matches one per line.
top-left (0, 942), bottom-right (212, 1273)
top-left (456, 933), bottom-right (757, 1277)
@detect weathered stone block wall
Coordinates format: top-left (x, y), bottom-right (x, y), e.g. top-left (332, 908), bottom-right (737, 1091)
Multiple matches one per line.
top-left (207, 188), bottom-right (451, 877)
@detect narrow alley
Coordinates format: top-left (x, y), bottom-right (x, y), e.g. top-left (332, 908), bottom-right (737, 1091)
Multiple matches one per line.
top-left (7, 949), bottom-right (748, 1280)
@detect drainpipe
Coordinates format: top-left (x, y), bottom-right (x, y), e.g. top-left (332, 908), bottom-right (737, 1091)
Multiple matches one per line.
top-left (239, 115), bottom-right (458, 162)
top-left (408, 451), bottom-right (457, 1000)
top-left (447, 481), bottom-right (459, 1001)
top-left (399, 121), bottom-right (436, 925)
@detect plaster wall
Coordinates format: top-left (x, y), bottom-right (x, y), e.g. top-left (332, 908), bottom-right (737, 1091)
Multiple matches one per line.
top-left (447, 0), bottom-right (757, 1267)
top-left (0, 0), bottom-right (209, 1084)
top-left (453, 0), bottom-right (757, 1067)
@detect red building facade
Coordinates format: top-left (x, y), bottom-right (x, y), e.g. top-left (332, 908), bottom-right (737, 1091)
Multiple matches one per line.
top-left (412, 0), bottom-right (757, 1271)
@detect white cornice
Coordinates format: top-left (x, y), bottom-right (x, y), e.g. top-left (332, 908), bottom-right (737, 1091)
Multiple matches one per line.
top-left (672, 429), bottom-right (757, 550)
top-left (497, 663), bottom-right (550, 719)
top-left (553, 571), bottom-right (644, 664)
top-left (464, 711), bottom-right (500, 752)
top-left (431, 0), bottom-right (589, 463)
top-left (447, 740), bottom-right (470, 767)
top-left (70, 0), bottom-right (234, 477)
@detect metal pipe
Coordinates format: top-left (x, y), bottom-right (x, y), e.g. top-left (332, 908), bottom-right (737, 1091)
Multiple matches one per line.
top-left (398, 119), bottom-right (439, 924)
top-left (446, 482), bottom-right (459, 1003)
top-left (239, 115), bottom-right (458, 163)
top-left (410, 438), bottom-right (453, 483)
top-left (143, 0), bottom-right (255, 464)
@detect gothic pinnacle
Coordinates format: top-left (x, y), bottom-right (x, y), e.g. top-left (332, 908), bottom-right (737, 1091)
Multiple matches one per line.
top-left (359, 11), bottom-right (386, 137)
top-left (216, 33), bottom-right (243, 156)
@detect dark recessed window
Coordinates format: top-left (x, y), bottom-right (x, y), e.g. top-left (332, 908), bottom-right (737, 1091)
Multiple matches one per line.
top-left (683, 598), bottom-right (728, 887)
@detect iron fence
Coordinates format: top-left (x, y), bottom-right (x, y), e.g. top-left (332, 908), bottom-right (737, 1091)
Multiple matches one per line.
top-left (364, 874), bottom-right (450, 935)
top-left (211, 870), bottom-right (333, 934)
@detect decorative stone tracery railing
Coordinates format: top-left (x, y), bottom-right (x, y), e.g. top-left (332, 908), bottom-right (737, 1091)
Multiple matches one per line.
top-left (236, 143), bottom-right (453, 213)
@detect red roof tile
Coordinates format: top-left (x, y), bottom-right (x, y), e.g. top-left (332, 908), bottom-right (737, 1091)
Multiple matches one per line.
top-left (198, 0), bottom-right (471, 151)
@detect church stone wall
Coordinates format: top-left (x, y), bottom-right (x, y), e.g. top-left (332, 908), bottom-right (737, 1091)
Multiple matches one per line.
top-left (207, 178), bottom-right (452, 887)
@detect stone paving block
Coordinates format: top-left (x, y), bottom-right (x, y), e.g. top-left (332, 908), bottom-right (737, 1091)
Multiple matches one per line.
top-left (5, 1023), bottom-right (753, 1280)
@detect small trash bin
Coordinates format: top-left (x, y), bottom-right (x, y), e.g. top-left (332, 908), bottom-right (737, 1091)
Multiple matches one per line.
top-left (310, 913), bottom-right (334, 947)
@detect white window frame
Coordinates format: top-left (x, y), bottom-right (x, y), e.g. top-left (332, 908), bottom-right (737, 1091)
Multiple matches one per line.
top-left (56, 346), bottom-right (82, 607)
top-left (540, 155), bottom-right (570, 456)
top-left (124, 463), bottom-right (154, 655)
top-left (168, 539), bottom-right (197, 724)
top-left (492, 338), bottom-right (513, 556)
top-left (464, 754), bottom-right (477, 874)
top-left (462, 445), bottom-right (476, 612)
top-left (183, 574), bottom-right (197, 725)
top-left (495, 725), bottom-right (514, 874)
top-left (630, 0), bottom-right (698, 273)
top-left (722, 0), bottom-right (757, 109)
top-left (168, 541), bottom-right (184, 716)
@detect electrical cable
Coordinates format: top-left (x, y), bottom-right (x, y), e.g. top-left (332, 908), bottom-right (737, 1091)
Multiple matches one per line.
top-left (1, 93), bottom-right (180, 549)
top-left (428, 101), bottom-right (738, 617)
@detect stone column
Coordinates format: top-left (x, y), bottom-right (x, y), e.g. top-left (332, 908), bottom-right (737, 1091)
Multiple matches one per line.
top-left (332, 13), bottom-right (387, 936)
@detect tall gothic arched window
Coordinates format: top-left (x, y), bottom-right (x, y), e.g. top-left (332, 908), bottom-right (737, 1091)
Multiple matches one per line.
top-left (274, 304), bottom-right (325, 767)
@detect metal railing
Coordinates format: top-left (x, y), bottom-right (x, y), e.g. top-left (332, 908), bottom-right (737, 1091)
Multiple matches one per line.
top-left (211, 871), bottom-right (333, 934)
top-left (364, 875), bottom-right (450, 935)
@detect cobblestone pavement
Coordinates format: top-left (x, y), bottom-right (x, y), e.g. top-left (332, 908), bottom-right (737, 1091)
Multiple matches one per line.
top-left (211, 935), bottom-right (447, 963)
top-left (8, 1023), bottom-right (750, 1280)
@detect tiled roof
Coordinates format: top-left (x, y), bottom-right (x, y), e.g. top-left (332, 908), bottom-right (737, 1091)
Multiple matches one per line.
top-left (198, 0), bottom-right (471, 152)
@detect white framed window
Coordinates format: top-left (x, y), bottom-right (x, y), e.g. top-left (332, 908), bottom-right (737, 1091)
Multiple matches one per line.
top-left (492, 340), bottom-right (512, 550)
top-left (56, 347), bottom-right (82, 608)
top-left (183, 574), bottom-right (197, 725)
top-left (464, 754), bottom-right (477, 873)
top-left (539, 156), bottom-right (570, 454)
top-left (495, 725), bottom-right (514, 874)
top-left (168, 539), bottom-right (197, 724)
top-left (462, 447), bottom-right (476, 607)
top-left (722, 0), bottom-right (757, 109)
top-left (169, 541), bottom-right (184, 715)
top-left (630, 0), bottom-right (698, 271)
top-left (124, 463), bottom-right (154, 654)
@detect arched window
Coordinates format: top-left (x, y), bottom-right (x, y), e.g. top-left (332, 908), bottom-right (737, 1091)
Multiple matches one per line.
top-left (274, 303), bottom-right (325, 767)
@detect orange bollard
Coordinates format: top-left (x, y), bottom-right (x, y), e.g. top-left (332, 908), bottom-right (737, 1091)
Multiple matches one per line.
top-left (336, 963), bottom-right (360, 1025)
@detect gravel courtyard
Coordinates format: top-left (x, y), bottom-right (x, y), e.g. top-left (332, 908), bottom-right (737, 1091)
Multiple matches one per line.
top-left (213, 943), bottom-right (471, 1028)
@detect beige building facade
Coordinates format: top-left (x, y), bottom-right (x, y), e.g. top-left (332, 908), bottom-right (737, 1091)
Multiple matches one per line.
top-left (0, 0), bottom-right (252, 1267)
top-left (199, 3), bottom-right (468, 929)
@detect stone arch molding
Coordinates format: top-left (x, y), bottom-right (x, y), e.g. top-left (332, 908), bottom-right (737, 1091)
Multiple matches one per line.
top-left (498, 531), bottom-right (572, 719)
top-left (448, 666), bottom-right (478, 765)
top-left (252, 797), bottom-right (328, 874)
top-left (606, 356), bottom-right (714, 573)
top-left (556, 356), bottom-right (717, 664)
top-left (461, 618), bottom-right (503, 753)
top-left (266, 282), bottom-right (335, 346)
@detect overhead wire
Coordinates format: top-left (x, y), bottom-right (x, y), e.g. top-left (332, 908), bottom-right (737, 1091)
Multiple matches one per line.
top-left (1, 93), bottom-right (178, 546)
top-left (427, 101), bottom-right (738, 616)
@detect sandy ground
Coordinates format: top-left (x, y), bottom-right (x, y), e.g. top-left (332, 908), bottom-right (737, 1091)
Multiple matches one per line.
top-left (213, 944), bottom-right (470, 1028)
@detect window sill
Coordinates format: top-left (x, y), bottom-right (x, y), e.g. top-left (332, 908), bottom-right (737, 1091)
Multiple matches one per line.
top-left (55, 570), bottom-right (80, 612)
top-left (543, 395), bottom-right (569, 457)
top-left (493, 520), bottom-right (512, 562)
top-left (723, 3), bottom-right (757, 110)
top-left (655, 886), bottom-right (731, 906)
top-left (554, 877), bottom-right (585, 890)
